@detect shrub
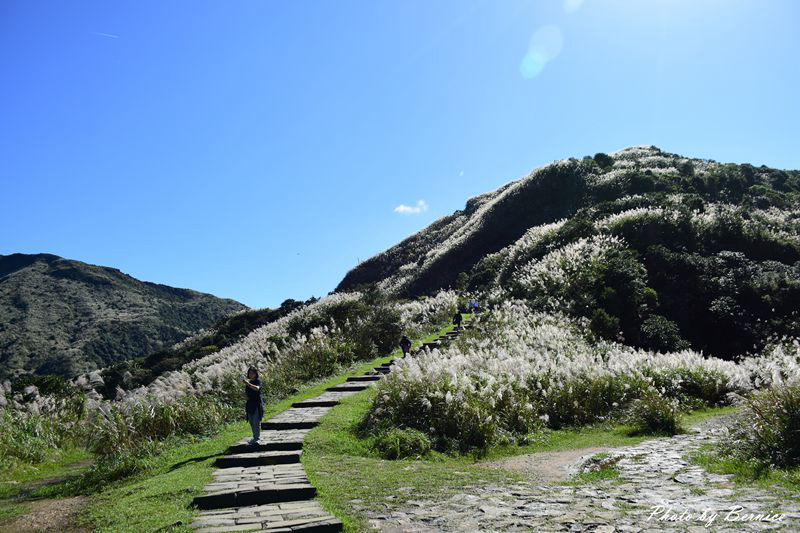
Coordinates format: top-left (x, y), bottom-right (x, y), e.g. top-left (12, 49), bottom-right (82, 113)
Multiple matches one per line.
top-left (590, 308), bottom-right (620, 340)
top-left (725, 384), bottom-right (800, 469)
top-left (594, 153), bottom-right (614, 169)
top-left (627, 388), bottom-right (683, 435)
top-left (374, 428), bottom-right (431, 459)
top-left (677, 160), bottom-right (695, 177)
top-left (640, 315), bottom-right (690, 352)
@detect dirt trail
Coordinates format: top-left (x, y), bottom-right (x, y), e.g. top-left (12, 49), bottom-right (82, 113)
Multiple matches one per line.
top-left (487, 447), bottom-right (611, 484)
top-left (0, 496), bottom-right (89, 533)
top-left (0, 459), bottom-right (94, 533)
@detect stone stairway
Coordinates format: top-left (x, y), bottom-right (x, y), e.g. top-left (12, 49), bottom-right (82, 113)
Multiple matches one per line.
top-left (190, 318), bottom-right (471, 532)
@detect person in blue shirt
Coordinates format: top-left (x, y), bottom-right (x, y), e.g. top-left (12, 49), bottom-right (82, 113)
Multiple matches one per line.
top-left (244, 367), bottom-right (264, 445)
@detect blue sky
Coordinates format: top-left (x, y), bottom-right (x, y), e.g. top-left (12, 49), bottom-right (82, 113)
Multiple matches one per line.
top-left (2, 0), bottom-right (798, 308)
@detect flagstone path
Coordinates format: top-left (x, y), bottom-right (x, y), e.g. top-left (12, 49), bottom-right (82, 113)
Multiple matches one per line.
top-left (190, 323), bottom-right (471, 532)
top-left (360, 416), bottom-right (800, 532)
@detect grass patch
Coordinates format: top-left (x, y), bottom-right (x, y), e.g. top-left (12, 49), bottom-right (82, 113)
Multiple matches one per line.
top-left (485, 405), bottom-right (738, 461)
top-left (0, 502), bottom-right (26, 524)
top-left (568, 464), bottom-right (621, 485)
top-left (692, 445), bottom-right (800, 498)
top-left (681, 405), bottom-right (738, 426)
top-left (0, 447), bottom-right (92, 500)
top-left (567, 453), bottom-right (622, 485)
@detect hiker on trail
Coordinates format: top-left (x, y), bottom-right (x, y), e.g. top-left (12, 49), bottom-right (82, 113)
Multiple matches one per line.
top-left (244, 367), bottom-right (263, 445)
top-left (399, 335), bottom-right (412, 356)
top-left (453, 311), bottom-right (463, 328)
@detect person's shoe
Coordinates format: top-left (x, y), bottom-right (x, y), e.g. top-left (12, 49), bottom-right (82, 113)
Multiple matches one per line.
top-left (248, 439), bottom-right (258, 445)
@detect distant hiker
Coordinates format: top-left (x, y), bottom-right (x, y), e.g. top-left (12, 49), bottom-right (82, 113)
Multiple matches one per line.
top-left (453, 311), bottom-right (463, 328)
top-left (244, 367), bottom-right (263, 445)
top-left (399, 335), bottom-right (412, 356)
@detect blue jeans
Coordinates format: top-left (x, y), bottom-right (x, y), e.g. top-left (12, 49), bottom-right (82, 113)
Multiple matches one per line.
top-left (247, 410), bottom-right (261, 442)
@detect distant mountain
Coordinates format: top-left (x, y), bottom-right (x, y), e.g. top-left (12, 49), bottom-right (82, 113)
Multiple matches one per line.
top-left (0, 253), bottom-right (246, 379)
top-left (338, 146), bottom-right (800, 358)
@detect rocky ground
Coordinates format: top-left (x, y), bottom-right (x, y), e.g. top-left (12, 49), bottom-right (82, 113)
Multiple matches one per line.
top-left (360, 418), bottom-right (800, 532)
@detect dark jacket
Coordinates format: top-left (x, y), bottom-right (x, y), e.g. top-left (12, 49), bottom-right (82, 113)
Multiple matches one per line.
top-left (400, 337), bottom-right (412, 352)
top-left (245, 378), bottom-right (264, 419)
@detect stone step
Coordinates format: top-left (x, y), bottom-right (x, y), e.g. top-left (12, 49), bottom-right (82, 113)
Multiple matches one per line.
top-left (345, 375), bottom-right (382, 382)
top-left (372, 367), bottom-right (391, 374)
top-left (261, 407), bottom-right (332, 430)
top-left (325, 383), bottom-right (369, 392)
top-left (216, 450), bottom-right (302, 468)
top-left (228, 430), bottom-right (310, 454)
top-left (193, 501), bottom-right (342, 532)
top-left (193, 464), bottom-right (316, 510)
top-left (261, 420), bottom-right (318, 430)
top-left (194, 485), bottom-right (316, 510)
top-left (291, 389), bottom-right (360, 407)
top-left (291, 399), bottom-right (338, 408)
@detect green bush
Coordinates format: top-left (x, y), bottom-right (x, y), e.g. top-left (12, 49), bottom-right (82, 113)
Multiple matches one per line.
top-left (374, 428), bottom-right (431, 459)
top-left (725, 384), bottom-right (800, 469)
top-left (593, 152), bottom-right (614, 169)
top-left (627, 389), bottom-right (683, 435)
top-left (589, 308), bottom-right (620, 339)
top-left (640, 315), bottom-right (690, 352)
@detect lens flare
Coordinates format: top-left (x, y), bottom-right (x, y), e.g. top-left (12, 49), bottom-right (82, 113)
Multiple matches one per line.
top-left (519, 25), bottom-right (563, 79)
top-left (564, 0), bottom-right (584, 14)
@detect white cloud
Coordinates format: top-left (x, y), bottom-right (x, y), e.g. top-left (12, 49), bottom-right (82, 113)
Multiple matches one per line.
top-left (394, 200), bottom-right (428, 215)
top-left (93, 32), bottom-right (119, 39)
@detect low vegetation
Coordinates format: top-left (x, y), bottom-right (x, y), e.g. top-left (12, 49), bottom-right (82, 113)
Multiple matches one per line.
top-left (693, 382), bottom-right (800, 493)
top-left (361, 302), bottom-right (798, 454)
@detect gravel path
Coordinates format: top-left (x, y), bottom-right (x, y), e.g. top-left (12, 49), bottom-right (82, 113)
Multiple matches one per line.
top-left (363, 418), bottom-right (800, 532)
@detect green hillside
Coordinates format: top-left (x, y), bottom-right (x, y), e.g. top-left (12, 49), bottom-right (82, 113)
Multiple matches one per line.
top-left (0, 253), bottom-right (246, 379)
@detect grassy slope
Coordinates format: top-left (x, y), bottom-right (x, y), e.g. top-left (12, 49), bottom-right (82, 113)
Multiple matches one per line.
top-left (82, 321), bottom-right (458, 532)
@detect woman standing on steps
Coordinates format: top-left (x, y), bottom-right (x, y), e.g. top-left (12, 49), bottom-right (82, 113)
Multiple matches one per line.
top-left (399, 335), bottom-right (412, 356)
top-left (244, 367), bottom-right (263, 445)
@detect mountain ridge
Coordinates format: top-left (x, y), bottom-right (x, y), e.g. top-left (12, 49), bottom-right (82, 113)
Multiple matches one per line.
top-left (337, 145), bottom-right (800, 358)
top-left (0, 253), bottom-right (246, 379)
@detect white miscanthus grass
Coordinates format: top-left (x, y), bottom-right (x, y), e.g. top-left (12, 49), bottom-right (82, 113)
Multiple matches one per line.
top-left (511, 234), bottom-right (626, 305)
top-left (371, 300), bottom-right (798, 445)
top-left (595, 207), bottom-right (668, 231)
top-left (397, 290), bottom-right (459, 332)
